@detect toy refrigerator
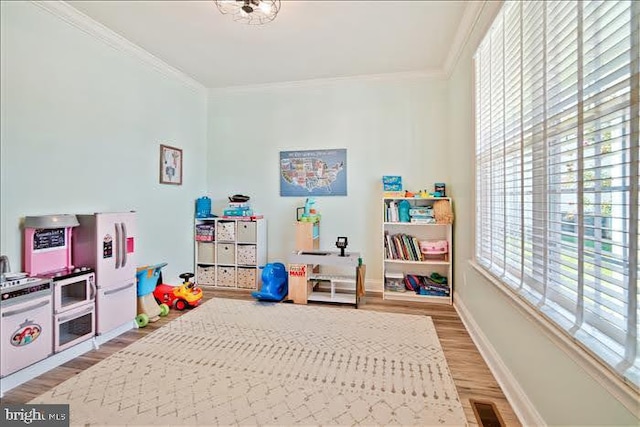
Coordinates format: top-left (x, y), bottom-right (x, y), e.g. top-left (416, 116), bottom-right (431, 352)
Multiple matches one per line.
top-left (73, 212), bottom-right (137, 335)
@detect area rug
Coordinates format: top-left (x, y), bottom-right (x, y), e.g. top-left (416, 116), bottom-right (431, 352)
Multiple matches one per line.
top-left (32, 298), bottom-right (467, 426)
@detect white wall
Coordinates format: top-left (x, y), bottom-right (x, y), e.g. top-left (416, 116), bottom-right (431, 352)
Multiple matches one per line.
top-left (448, 2), bottom-right (638, 426)
top-left (0, 2), bottom-right (208, 281)
top-left (208, 75), bottom-right (450, 286)
top-left (5, 2), bottom-right (635, 424)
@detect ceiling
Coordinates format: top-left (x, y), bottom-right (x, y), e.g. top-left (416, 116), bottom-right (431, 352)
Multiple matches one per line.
top-left (65, 1), bottom-right (477, 89)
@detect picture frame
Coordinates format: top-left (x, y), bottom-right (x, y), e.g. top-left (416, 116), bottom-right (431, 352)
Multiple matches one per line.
top-left (159, 144), bottom-right (183, 185)
top-left (279, 149), bottom-right (347, 196)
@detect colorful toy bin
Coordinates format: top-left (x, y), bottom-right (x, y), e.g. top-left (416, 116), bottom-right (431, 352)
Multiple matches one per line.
top-left (135, 263), bottom-right (170, 327)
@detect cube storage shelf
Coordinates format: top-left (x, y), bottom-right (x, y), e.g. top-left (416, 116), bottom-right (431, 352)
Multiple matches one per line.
top-left (195, 217), bottom-right (267, 290)
top-left (382, 197), bottom-right (453, 304)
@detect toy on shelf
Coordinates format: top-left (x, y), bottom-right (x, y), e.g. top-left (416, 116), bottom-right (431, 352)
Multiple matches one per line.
top-left (154, 272), bottom-right (203, 310)
top-left (434, 183), bottom-right (446, 197)
top-left (135, 263), bottom-right (171, 327)
top-left (398, 200), bottom-right (411, 222)
top-left (433, 199), bottom-right (454, 224)
top-left (419, 240), bottom-right (449, 261)
top-left (251, 263), bottom-right (288, 302)
top-left (336, 236), bottom-right (348, 257)
top-left (415, 183), bottom-right (447, 198)
top-left (221, 194), bottom-right (262, 219)
top-left (297, 198), bottom-right (320, 223)
top-left (195, 196), bottom-right (212, 218)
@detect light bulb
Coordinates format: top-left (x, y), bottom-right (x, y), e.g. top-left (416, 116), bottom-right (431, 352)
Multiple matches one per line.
top-left (259, 1), bottom-right (272, 14)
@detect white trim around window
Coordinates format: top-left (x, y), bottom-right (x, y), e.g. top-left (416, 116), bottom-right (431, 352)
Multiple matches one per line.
top-left (473, 0), bottom-right (639, 412)
top-left (470, 260), bottom-right (639, 414)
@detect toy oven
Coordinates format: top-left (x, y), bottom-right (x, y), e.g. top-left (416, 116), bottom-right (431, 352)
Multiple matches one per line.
top-left (53, 272), bottom-right (95, 314)
top-left (52, 271), bottom-right (96, 353)
top-left (54, 303), bottom-right (95, 353)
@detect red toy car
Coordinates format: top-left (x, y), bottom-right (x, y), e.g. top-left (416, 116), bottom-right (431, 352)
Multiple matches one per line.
top-left (153, 272), bottom-right (203, 310)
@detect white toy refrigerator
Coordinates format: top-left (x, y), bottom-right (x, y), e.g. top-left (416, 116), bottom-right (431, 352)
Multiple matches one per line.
top-left (73, 212), bottom-right (137, 335)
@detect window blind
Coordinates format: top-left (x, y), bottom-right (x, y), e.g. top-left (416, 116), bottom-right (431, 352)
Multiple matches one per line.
top-left (475, 0), bottom-right (639, 388)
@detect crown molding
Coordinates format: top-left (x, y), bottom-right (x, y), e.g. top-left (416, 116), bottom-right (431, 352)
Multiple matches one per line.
top-left (443, 0), bottom-right (486, 78)
top-left (30, 1), bottom-right (206, 92)
top-left (30, 1), bottom-right (483, 92)
top-left (209, 1), bottom-right (485, 94)
top-left (209, 69), bottom-right (448, 94)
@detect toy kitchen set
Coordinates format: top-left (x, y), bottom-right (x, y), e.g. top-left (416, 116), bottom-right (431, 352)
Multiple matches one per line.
top-left (1, 212), bottom-right (137, 389)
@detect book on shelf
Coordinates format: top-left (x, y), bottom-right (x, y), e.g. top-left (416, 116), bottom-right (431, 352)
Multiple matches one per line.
top-left (221, 214), bottom-right (264, 220)
top-left (228, 202), bottom-right (251, 208)
top-left (383, 191), bottom-right (406, 198)
top-left (401, 235), bottom-right (414, 260)
top-left (384, 232), bottom-right (393, 259)
top-left (411, 236), bottom-right (423, 261)
top-left (386, 201), bottom-right (399, 222)
top-left (392, 234), bottom-right (403, 259)
top-left (384, 232), bottom-right (423, 261)
top-left (409, 207), bottom-right (433, 216)
top-left (410, 219), bottom-right (436, 224)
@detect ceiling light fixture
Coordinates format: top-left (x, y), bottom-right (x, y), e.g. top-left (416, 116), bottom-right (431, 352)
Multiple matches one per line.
top-left (214, 0), bottom-right (281, 25)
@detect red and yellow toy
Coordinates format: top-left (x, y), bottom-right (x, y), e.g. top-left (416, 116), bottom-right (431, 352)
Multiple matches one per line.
top-left (153, 272), bottom-right (203, 310)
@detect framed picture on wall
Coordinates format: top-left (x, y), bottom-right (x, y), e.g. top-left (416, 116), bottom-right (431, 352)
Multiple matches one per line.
top-left (159, 144), bottom-right (182, 185)
top-left (279, 149), bottom-right (347, 196)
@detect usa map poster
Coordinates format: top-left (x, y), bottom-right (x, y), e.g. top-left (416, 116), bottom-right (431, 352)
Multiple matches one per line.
top-left (280, 149), bottom-right (347, 197)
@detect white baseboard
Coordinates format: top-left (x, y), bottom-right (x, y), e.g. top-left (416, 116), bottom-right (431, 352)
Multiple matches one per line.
top-left (94, 321), bottom-right (136, 347)
top-left (454, 293), bottom-right (546, 427)
top-left (0, 321), bottom-right (134, 398)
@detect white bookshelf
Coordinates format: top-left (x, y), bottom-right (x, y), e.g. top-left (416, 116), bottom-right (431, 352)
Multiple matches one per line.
top-left (382, 197), bottom-right (453, 304)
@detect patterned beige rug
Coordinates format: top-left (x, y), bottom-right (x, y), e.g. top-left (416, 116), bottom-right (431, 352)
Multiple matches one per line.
top-left (32, 298), bottom-right (467, 426)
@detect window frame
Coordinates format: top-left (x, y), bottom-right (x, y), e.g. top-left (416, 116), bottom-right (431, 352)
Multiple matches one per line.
top-left (471, 0), bottom-right (639, 412)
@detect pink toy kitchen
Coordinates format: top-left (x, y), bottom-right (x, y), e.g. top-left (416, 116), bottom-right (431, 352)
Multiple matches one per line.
top-left (0, 212), bottom-right (137, 394)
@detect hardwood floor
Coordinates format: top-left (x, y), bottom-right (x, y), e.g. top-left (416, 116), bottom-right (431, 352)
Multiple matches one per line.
top-left (1, 289), bottom-right (521, 426)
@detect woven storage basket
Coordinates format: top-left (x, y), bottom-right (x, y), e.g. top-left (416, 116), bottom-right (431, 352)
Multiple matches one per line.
top-left (216, 221), bottom-right (236, 242)
top-left (237, 245), bottom-right (257, 265)
top-left (216, 266), bottom-right (236, 287)
top-left (237, 267), bottom-right (257, 289)
top-left (197, 265), bottom-right (215, 286)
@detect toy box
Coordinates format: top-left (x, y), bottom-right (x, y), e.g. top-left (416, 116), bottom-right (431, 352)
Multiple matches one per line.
top-left (419, 240), bottom-right (448, 256)
top-left (382, 176), bottom-right (403, 191)
top-left (383, 175), bottom-right (402, 184)
top-left (195, 224), bottom-right (214, 242)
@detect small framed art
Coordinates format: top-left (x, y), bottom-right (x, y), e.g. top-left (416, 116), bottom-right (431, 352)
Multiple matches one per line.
top-left (159, 144), bottom-right (182, 185)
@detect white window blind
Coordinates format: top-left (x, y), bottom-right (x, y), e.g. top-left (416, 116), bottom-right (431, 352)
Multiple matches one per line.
top-left (475, 0), bottom-right (639, 388)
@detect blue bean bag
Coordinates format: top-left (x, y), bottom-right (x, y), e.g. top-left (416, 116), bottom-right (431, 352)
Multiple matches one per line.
top-left (251, 262), bottom-right (288, 302)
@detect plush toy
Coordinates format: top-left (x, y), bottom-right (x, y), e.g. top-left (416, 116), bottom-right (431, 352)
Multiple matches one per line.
top-left (433, 200), bottom-right (454, 224)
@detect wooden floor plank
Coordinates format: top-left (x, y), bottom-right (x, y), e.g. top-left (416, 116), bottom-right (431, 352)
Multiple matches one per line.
top-left (0, 289), bottom-right (521, 426)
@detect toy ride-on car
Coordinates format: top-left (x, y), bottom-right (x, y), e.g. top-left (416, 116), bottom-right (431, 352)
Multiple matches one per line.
top-left (135, 263), bottom-right (171, 328)
top-left (153, 272), bottom-right (203, 310)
